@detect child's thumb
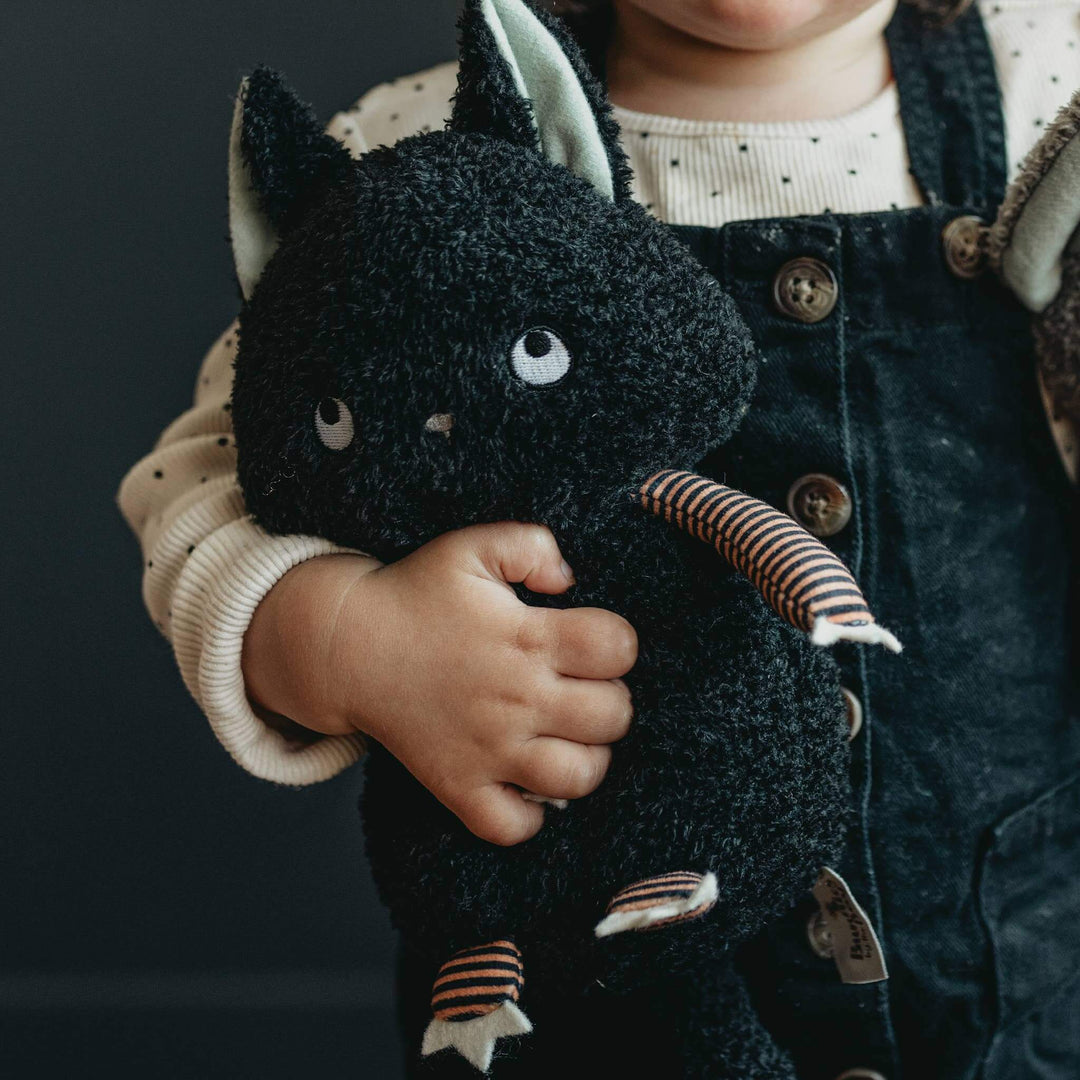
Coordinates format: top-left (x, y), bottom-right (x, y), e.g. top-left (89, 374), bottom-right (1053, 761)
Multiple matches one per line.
top-left (463, 521), bottom-right (576, 595)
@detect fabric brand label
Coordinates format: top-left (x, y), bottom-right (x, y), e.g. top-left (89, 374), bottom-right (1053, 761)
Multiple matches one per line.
top-left (812, 866), bottom-right (889, 985)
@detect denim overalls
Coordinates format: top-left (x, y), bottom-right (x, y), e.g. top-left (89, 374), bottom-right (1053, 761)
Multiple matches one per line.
top-left (400, 6), bottom-right (1080, 1078)
top-left (675, 6), bottom-right (1080, 1079)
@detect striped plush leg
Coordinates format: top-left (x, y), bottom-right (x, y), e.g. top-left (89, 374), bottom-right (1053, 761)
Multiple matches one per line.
top-left (594, 871), bottom-right (719, 938)
top-left (637, 470), bottom-right (902, 652)
top-left (420, 940), bottom-right (532, 1073)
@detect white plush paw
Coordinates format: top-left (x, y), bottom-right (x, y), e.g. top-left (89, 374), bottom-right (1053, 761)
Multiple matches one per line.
top-left (421, 1001), bottom-right (533, 1073)
top-left (810, 617), bottom-right (902, 653)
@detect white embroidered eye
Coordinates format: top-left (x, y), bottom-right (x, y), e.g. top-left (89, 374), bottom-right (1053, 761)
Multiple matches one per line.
top-left (510, 328), bottom-right (571, 386)
top-left (314, 396), bottom-right (354, 450)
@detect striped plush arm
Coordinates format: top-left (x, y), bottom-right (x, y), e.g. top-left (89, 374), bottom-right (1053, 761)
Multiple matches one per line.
top-left (638, 470), bottom-right (901, 652)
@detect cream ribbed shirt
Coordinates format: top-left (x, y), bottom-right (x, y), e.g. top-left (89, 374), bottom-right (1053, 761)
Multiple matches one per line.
top-left (116, 0), bottom-right (1080, 786)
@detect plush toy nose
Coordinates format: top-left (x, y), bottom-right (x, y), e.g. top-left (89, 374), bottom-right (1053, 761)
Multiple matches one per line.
top-left (424, 413), bottom-right (454, 439)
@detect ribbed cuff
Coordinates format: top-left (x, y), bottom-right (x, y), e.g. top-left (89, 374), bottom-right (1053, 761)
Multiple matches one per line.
top-left (170, 517), bottom-right (369, 786)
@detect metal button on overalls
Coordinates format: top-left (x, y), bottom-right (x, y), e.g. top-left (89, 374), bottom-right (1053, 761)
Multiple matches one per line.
top-left (787, 473), bottom-right (852, 537)
top-left (835, 1070), bottom-right (888, 1080)
top-left (772, 256), bottom-right (838, 322)
top-left (941, 214), bottom-right (988, 278)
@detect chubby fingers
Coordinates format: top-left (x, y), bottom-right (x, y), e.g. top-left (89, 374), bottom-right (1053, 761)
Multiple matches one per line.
top-left (508, 738), bottom-right (613, 803)
top-left (450, 783), bottom-right (547, 847)
top-left (535, 675), bottom-right (634, 745)
top-left (520, 605), bottom-right (638, 680)
top-left (461, 521), bottom-right (576, 596)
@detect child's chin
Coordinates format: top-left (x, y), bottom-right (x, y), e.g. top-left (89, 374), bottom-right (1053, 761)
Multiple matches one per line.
top-left (643, 0), bottom-right (864, 50)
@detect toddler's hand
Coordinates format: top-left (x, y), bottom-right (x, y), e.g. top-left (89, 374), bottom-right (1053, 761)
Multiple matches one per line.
top-left (242, 524), bottom-right (637, 844)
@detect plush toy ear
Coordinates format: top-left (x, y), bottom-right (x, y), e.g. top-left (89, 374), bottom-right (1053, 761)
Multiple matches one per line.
top-left (450, 0), bottom-right (630, 201)
top-left (228, 66), bottom-right (353, 299)
top-left (990, 87), bottom-right (1080, 420)
top-left (990, 87), bottom-right (1080, 313)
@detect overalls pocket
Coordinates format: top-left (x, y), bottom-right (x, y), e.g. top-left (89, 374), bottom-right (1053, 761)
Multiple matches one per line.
top-left (979, 770), bottom-right (1080, 1079)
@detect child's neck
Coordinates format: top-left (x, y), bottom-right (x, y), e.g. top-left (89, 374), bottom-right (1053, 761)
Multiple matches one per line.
top-left (606, 0), bottom-right (897, 123)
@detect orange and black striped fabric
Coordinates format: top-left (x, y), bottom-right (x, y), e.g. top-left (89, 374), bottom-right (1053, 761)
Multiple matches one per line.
top-left (430, 940), bottom-right (524, 1023)
top-left (638, 469), bottom-right (887, 642)
top-left (605, 872), bottom-right (716, 929)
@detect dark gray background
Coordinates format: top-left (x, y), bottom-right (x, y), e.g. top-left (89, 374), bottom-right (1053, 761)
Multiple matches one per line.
top-left (2, 2), bottom-right (459, 1076)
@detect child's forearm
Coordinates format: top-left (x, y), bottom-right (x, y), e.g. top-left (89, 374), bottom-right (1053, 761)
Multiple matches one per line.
top-left (241, 551), bottom-right (383, 734)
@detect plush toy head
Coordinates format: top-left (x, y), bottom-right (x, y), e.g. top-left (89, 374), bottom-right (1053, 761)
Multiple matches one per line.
top-left (228, 0), bottom-right (757, 564)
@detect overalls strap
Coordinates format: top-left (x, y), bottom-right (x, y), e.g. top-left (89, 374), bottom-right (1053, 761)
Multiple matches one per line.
top-left (885, 2), bottom-right (1009, 210)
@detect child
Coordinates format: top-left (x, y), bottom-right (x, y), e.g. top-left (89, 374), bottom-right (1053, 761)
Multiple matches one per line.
top-left (116, 1), bottom-right (1080, 1077)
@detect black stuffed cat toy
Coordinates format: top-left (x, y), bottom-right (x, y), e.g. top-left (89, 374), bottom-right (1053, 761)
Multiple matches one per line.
top-left (226, 1), bottom-right (899, 1075)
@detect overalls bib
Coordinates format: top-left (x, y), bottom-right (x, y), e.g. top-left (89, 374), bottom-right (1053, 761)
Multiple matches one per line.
top-left (399, 6), bottom-right (1080, 1078)
top-left (675, 6), bottom-right (1080, 1078)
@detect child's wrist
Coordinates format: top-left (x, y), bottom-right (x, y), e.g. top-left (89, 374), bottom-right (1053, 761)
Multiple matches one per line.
top-left (241, 551), bottom-right (382, 734)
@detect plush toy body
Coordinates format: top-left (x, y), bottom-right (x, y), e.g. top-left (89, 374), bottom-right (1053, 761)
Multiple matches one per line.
top-left (226, 1), bottom-right (900, 1074)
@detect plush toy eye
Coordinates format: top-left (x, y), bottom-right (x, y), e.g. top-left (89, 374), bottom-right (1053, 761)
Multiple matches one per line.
top-left (510, 328), bottom-right (571, 386)
top-left (314, 396), bottom-right (354, 451)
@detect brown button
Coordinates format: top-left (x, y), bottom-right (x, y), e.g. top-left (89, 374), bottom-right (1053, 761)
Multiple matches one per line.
top-left (841, 686), bottom-right (863, 740)
top-left (787, 473), bottom-right (852, 537)
top-left (835, 1071), bottom-right (888, 1080)
top-left (773, 257), bottom-right (838, 323)
top-left (806, 909), bottom-right (835, 959)
top-left (941, 214), bottom-right (988, 279)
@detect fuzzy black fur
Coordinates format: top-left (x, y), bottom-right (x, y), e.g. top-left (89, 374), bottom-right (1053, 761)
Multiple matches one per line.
top-left (238, 67), bottom-right (354, 231)
top-left (229, 2), bottom-right (850, 1074)
top-left (451, 0), bottom-right (634, 202)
